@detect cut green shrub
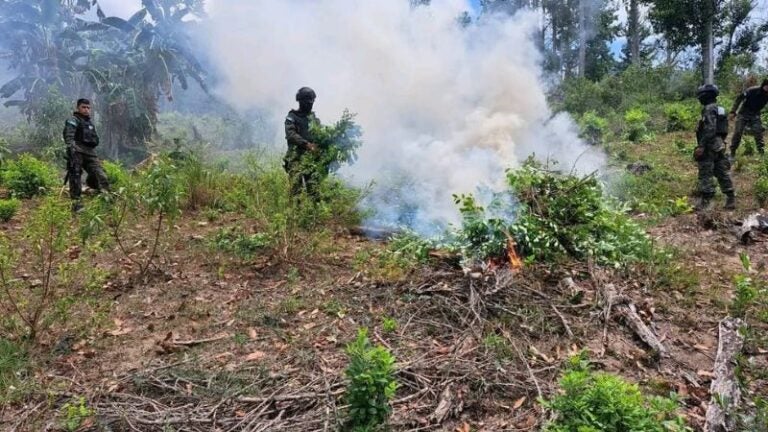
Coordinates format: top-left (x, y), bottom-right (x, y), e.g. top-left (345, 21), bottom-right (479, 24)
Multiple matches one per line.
top-left (0, 199), bottom-right (20, 222)
top-left (345, 328), bottom-right (398, 431)
top-left (452, 160), bottom-right (652, 267)
top-left (542, 353), bottom-right (692, 432)
top-left (1, 154), bottom-right (58, 198)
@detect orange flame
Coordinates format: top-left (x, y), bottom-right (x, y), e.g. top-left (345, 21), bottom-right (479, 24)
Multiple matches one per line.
top-left (506, 238), bottom-right (523, 272)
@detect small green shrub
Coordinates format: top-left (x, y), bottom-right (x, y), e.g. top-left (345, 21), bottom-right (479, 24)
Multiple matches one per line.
top-left (579, 111), bottom-right (609, 145)
top-left (381, 316), bottom-right (398, 333)
top-left (663, 102), bottom-right (698, 132)
top-left (624, 108), bottom-right (650, 142)
top-left (1, 154), bottom-right (58, 198)
top-left (60, 396), bottom-right (93, 432)
top-left (542, 353), bottom-right (691, 432)
top-left (102, 160), bottom-right (130, 190)
top-left (210, 227), bottom-right (271, 259)
top-left (0, 199), bottom-right (20, 222)
top-left (345, 328), bottom-right (398, 431)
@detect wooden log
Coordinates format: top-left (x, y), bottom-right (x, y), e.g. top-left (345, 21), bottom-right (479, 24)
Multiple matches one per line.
top-left (601, 284), bottom-right (667, 356)
top-left (704, 317), bottom-right (745, 432)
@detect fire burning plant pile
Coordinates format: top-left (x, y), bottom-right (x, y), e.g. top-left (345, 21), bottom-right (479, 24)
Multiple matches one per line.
top-left (394, 159), bottom-right (653, 269)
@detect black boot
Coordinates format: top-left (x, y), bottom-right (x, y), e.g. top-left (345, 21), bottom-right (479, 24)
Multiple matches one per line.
top-left (725, 194), bottom-right (736, 210)
top-left (695, 196), bottom-right (712, 212)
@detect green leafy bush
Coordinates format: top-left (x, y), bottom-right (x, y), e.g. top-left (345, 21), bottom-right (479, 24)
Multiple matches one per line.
top-left (1, 154), bottom-right (58, 198)
top-left (453, 161), bottom-right (652, 267)
top-left (579, 111), bottom-right (609, 145)
top-left (663, 102), bottom-right (698, 132)
top-left (102, 160), bottom-right (130, 190)
top-left (624, 108), bottom-right (650, 142)
top-left (542, 353), bottom-right (691, 432)
top-left (0, 199), bottom-right (20, 222)
top-left (345, 328), bottom-right (398, 431)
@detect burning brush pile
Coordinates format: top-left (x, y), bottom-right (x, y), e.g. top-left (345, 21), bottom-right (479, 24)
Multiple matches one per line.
top-left (395, 159), bottom-right (652, 270)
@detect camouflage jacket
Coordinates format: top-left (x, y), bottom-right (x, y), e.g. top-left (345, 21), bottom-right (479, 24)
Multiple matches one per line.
top-left (696, 103), bottom-right (727, 153)
top-left (284, 110), bottom-right (318, 163)
top-left (63, 113), bottom-right (99, 156)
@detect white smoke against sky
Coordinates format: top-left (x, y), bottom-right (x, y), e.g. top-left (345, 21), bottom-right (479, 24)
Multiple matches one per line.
top-left (202, 0), bottom-right (605, 234)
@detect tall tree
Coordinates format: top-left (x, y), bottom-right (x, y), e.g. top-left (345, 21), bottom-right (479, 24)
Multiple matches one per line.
top-left (627, 0), bottom-right (641, 64)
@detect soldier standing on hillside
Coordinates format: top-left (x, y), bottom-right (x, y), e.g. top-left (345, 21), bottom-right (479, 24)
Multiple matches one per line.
top-left (63, 98), bottom-right (109, 212)
top-left (729, 78), bottom-right (768, 159)
top-left (694, 84), bottom-right (736, 211)
top-left (284, 87), bottom-right (323, 199)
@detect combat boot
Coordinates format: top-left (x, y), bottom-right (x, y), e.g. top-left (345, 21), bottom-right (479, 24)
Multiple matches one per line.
top-left (695, 196), bottom-right (713, 212)
top-left (71, 201), bottom-right (83, 214)
top-left (725, 194), bottom-right (736, 210)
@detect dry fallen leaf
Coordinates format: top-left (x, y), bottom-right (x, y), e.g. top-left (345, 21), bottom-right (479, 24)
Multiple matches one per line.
top-left (513, 396), bottom-right (527, 410)
top-left (248, 328), bottom-right (258, 340)
top-left (697, 370), bottom-right (715, 378)
top-left (456, 423), bottom-right (470, 432)
top-left (245, 351), bottom-right (266, 362)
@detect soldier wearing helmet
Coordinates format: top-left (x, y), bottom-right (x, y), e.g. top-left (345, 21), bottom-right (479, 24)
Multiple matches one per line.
top-left (284, 87), bottom-right (323, 198)
top-left (729, 78), bottom-right (768, 158)
top-left (694, 84), bottom-right (735, 211)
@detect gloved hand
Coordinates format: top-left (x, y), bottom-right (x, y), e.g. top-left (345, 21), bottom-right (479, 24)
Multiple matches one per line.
top-left (693, 146), bottom-right (705, 161)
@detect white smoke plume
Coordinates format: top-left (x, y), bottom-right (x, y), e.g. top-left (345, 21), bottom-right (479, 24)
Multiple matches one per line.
top-left (202, 0), bottom-right (605, 234)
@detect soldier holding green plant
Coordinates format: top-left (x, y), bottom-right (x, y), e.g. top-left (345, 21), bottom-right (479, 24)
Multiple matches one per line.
top-left (283, 87), bottom-right (362, 201)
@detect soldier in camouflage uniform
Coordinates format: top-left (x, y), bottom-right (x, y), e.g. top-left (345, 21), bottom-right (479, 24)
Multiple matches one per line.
top-left (694, 84), bottom-right (735, 211)
top-left (284, 87), bottom-right (323, 199)
top-left (729, 78), bottom-right (768, 158)
top-left (63, 99), bottom-right (109, 212)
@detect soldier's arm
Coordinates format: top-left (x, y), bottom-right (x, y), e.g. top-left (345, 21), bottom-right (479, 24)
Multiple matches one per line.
top-left (285, 117), bottom-right (310, 150)
top-left (731, 91), bottom-right (746, 114)
top-left (63, 118), bottom-right (77, 149)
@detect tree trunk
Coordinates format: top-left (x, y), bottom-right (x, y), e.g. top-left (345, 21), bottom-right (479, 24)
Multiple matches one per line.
top-left (578, 0), bottom-right (587, 77)
top-left (702, 1), bottom-right (715, 84)
top-left (628, 0), bottom-right (640, 64)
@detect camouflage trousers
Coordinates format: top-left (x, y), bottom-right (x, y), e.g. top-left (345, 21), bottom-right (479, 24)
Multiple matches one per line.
top-left (730, 113), bottom-right (765, 154)
top-left (284, 160), bottom-right (325, 200)
top-left (698, 148), bottom-right (734, 199)
top-left (69, 151), bottom-right (109, 200)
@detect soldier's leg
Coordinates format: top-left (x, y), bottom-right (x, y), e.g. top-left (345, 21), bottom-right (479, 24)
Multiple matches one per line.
top-left (697, 157), bottom-right (716, 210)
top-left (730, 115), bottom-right (747, 156)
top-left (69, 151), bottom-right (83, 201)
top-left (753, 116), bottom-right (765, 154)
top-left (83, 155), bottom-right (110, 192)
top-left (714, 152), bottom-right (735, 203)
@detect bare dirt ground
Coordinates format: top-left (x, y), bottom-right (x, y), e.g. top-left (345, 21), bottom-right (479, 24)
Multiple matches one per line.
top-left (2, 195), bottom-right (766, 431)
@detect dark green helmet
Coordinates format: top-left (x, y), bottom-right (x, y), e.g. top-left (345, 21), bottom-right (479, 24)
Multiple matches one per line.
top-left (296, 87), bottom-right (316, 103)
top-left (696, 84), bottom-right (719, 99)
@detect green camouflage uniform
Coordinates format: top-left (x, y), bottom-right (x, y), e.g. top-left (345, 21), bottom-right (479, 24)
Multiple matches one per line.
top-left (730, 86), bottom-right (768, 155)
top-left (697, 103), bottom-right (734, 199)
top-left (63, 113), bottom-right (109, 200)
top-left (284, 109), bottom-right (324, 198)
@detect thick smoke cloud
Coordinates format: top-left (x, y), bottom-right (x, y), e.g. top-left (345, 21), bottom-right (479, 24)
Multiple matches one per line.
top-left (202, 0), bottom-right (604, 234)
